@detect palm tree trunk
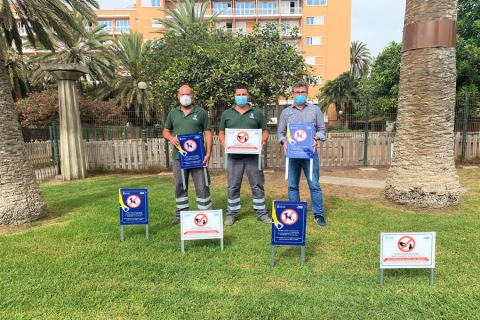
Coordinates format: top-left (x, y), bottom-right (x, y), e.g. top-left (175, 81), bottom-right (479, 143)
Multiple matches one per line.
top-left (0, 39), bottom-right (47, 225)
top-left (385, 0), bottom-right (460, 208)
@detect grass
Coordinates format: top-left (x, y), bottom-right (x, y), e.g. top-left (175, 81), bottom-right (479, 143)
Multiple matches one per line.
top-left (0, 170), bottom-right (479, 319)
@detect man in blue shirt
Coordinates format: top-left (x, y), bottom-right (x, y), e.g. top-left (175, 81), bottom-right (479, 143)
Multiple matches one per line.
top-left (277, 81), bottom-right (328, 227)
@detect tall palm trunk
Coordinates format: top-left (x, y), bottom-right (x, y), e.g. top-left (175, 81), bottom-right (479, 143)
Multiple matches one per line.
top-left (385, 0), bottom-right (460, 208)
top-left (0, 39), bottom-right (47, 225)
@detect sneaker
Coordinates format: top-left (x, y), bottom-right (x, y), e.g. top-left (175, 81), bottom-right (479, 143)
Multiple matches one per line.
top-left (169, 218), bottom-right (180, 226)
top-left (224, 217), bottom-right (237, 226)
top-left (315, 215), bottom-right (327, 227)
top-left (258, 216), bottom-right (272, 224)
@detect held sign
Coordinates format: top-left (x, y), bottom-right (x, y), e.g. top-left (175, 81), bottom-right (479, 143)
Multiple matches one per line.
top-left (177, 133), bottom-right (205, 169)
top-left (119, 188), bottom-right (148, 225)
top-left (380, 232), bottom-right (436, 269)
top-left (225, 129), bottom-right (262, 155)
top-left (271, 201), bottom-right (307, 246)
top-left (181, 210), bottom-right (223, 240)
top-left (286, 124), bottom-right (314, 159)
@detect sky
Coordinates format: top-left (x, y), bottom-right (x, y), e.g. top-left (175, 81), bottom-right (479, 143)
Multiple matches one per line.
top-left (96, 0), bottom-right (406, 58)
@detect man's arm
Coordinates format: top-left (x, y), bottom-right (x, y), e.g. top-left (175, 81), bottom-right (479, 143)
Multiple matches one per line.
top-left (219, 130), bottom-right (226, 148)
top-left (315, 107), bottom-right (327, 141)
top-left (277, 109), bottom-right (288, 154)
top-left (163, 128), bottom-right (179, 146)
top-left (203, 129), bottom-right (213, 167)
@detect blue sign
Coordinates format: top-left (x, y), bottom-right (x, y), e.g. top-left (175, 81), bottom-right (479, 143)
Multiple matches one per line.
top-left (177, 133), bottom-right (205, 169)
top-left (119, 188), bottom-right (148, 225)
top-left (286, 124), bottom-right (314, 159)
top-left (271, 201), bottom-right (307, 246)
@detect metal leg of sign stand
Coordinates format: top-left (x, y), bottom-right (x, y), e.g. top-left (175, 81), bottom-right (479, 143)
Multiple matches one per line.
top-left (271, 246), bottom-right (275, 267)
top-left (258, 154), bottom-right (262, 171)
top-left (121, 226), bottom-right (124, 242)
top-left (204, 167), bottom-right (209, 187)
top-left (379, 269), bottom-right (384, 285)
top-left (181, 240), bottom-right (185, 254)
top-left (146, 225), bottom-right (149, 239)
top-left (430, 268), bottom-right (434, 286)
top-left (301, 246), bottom-right (305, 266)
top-left (224, 155), bottom-right (227, 170)
top-left (220, 238), bottom-right (224, 251)
top-left (285, 158), bottom-right (289, 180)
top-left (309, 159), bottom-right (313, 181)
top-left (181, 169), bottom-right (186, 190)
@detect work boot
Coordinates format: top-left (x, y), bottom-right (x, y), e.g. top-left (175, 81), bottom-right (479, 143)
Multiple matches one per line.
top-left (224, 217), bottom-right (236, 226)
top-left (258, 216), bottom-right (272, 224)
top-left (169, 218), bottom-right (180, 226)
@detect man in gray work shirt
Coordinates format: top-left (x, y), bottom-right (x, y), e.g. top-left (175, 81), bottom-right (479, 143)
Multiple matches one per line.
top-left (277, 81), bottom-right (328, 227)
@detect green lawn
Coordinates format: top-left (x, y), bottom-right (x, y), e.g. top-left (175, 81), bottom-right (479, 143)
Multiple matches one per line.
top-left (1, 171), bottom-right (479, 319)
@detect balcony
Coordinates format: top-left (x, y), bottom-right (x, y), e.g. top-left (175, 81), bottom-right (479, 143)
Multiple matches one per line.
top-left (235, 8), bottom-right (256, 16)
top-left (235, 28), bottom-right (254, 34)
top-left (258, 8), bottom-right (278, 16)
top-left (18, 27), bottom-right (27, 35)
top-left (97, 25), bottom-right (130, 34)
top-left (280, 7), bottom-right (302, 15)
top-left (282, 27), bottom-right (302, 37)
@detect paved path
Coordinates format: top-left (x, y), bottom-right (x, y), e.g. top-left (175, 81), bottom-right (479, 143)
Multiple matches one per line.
top-left (319, 176), bottom-right (470, 195)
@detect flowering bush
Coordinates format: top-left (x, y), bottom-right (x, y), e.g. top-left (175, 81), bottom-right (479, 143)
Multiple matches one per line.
top-left (15, 88), bottom-right (127, 127)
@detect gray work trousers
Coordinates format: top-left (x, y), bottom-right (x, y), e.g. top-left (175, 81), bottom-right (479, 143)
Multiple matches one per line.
top-left (173, 159), bottom-right (212, 218)
top-left (226, 155), bottom-right (268, 219)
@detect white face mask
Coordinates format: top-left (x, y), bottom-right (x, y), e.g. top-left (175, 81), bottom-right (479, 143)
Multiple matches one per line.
top-left (180, 95), bottom-right (192, 106)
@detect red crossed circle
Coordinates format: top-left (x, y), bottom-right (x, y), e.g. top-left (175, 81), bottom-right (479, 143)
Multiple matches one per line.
top-left (280, 209), bottom-right (298, 225)
top-left (237, 132), bottom-right (249, 143)
top-left (194, 213), bottom-right (208, 227)
top-left (398, 236), bottom-right (415, 252)
top-left (184, 139), bottom-right (197, 152)
top-left (126, 195), bottom-right (141, 208)
top-left (293, 129), bottom-right (307, 142)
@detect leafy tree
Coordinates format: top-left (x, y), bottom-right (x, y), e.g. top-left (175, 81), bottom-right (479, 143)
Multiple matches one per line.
top-left (0, 0), bottom-right (98, 225)
top-left (153, 0), bottom-right (224, 36)
top-left (101, 31), bottom-right (153, 115)
top-left (317, 71), bottom-right (359, 128)
top-left (350, 41), bottom-right (372, 79)
top-left (457, 0), bottom-right (480, 40)
top-left (27, 9), bottom-right (117, 97)
top-left (144, 23), bottom-right (313, 107)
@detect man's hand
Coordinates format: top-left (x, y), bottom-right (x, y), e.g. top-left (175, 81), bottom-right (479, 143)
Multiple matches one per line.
top-left (261, 140), bottom-right (267, 150)
top-left (312, 137), bottom-right (318, 148)
top-left (203, 154), bottom-right (210, 167)
top-left (169, 136), bottom-right (180, 147)
top-left (220, 139), bottom-right (225, 149)
top-left (281, 139), bottom-right (287, 155)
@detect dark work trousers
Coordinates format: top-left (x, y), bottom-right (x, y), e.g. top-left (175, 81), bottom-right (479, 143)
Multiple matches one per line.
top-left (173, 159), bottom-right (212, 218)
top-left (226, 155), bottom-right (268, 219)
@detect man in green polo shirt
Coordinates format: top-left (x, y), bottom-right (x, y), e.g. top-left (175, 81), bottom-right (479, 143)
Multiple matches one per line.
top-left (219, 85), bottom-right (270, 226)
top-left (163, 85), bottom-right (213, 226)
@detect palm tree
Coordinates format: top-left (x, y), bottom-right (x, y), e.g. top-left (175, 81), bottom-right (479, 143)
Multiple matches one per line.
top-left (317, 71), bottom-right (359, 128)
top-left (153, 0), bottom-right (224, 36)
top-left (27, 9), bottom-right (117, 97)
top-left (2, 43), bottom-right (35, 101)
top-left (100, 31), bottom-right (153, 116)
top-left (350, 41), bottom-right (372, 79)
top-left (385, 0), bottom-right (460, 208)
top-left (0, 0), bottom-right (98, 225)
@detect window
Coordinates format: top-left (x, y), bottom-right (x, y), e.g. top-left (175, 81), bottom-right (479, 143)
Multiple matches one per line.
top-left (116, 20), bottom-right (130, 32)
top-left (141, 0), bottom-right (152, 7)
top-left (306, 37), bottom-right (322, 45)
top-left (151, 0), bottom-right (161, 7)
top-left (152, 20), bottom-right (162, 28)
top-left (214, 2), bottom-right (232, 15)
top-left (259, 2), bottom-right (277, 15)
top-left (307, 0), bottom-right (327, 5)
top-left (305, 57), bottom-right (316, 65)
top-left (235, 2), bottom-right (255, 15)
top-left (98, 21), bottom-right (113, 31)
top-left (308, 76), bottom-right (323, 85)
top-left (306, 17), bottom-right (314, 25)
top-left (226, 22), bottom-right (233, 29)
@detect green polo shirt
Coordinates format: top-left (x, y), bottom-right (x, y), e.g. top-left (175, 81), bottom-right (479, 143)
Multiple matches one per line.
top-left (165, 105), bottom-right (212, 160)
top-left (219, 105), bottom-right (267, 159)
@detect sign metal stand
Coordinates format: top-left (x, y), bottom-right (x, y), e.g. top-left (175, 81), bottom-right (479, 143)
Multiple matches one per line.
top-left (119, 188), bottom-right (149, 241)
top-left (271, 201), bottom-right (307, 267)
top-left (379, 232), bottom-right (436, 285)
top-left (225, 129), bottom-right (263, 171)
top-left (285, 124), bottom-right (314, 181)
top-left (177, 133), bottom-right (209, 190)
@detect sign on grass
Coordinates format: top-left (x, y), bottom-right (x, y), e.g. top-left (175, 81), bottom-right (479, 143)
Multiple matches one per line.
top-left (181, 210), bottom-right (223, 240)
top-left (271, 201), bottom-right (307, 246)
top-left (380, 232), bottom-right (436, 269)
top-left (119, 188), bottom-right (148, 225)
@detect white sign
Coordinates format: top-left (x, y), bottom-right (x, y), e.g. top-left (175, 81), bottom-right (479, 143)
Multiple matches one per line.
top-left (181, 210), bottom-right (223, 240)
top-left (380, 232), bottom-right (436, 269)
top-left (225, 129), bottom-right (262, 155)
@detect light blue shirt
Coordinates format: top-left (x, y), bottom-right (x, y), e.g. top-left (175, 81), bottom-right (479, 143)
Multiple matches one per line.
top-left (277, 103), bottom-right (327, 143)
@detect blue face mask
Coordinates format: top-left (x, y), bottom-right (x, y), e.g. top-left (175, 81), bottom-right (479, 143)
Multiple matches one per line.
top-left (235, 96), bottom-right (248, 107)
top-left (294, 95), bottom-right (307, 105)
